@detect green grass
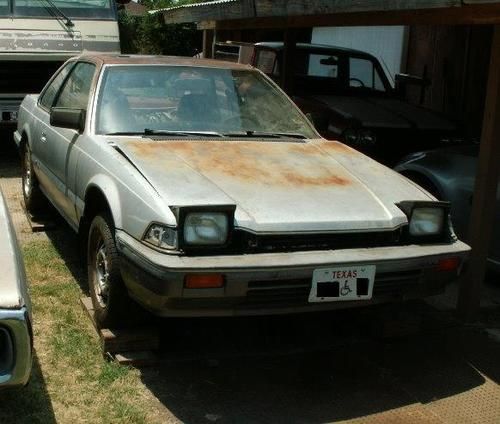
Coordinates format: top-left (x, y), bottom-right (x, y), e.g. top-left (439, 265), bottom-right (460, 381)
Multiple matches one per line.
top-left (0, 240), bottom-right (164, 424)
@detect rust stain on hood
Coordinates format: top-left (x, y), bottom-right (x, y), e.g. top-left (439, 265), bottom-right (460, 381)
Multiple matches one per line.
top-left (124, 139), bottom-right (352, 188)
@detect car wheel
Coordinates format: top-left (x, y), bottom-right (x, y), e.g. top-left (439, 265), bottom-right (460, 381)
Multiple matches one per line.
top-left (88, 213), bottom-right (132, 328)
top-left (22, 143), bottom-right (46, 213)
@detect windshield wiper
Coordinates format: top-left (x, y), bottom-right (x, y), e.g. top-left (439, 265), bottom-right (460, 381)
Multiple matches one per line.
top-left (143, 129), bottom-right (224, 138)
top-left (105, 129), bottom-right (224, 138)
top-left (222, 131), bottom-right (307, 140)
top-left (106, 129), bottom-right (305, 139)
top-left (37, 0), bottom-right (74, 27)
top-left (105, 131), bottom-right (144, 136)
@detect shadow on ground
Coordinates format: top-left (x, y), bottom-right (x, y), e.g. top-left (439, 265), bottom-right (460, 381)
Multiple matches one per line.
top-left (0, 353), bottom-right (56, 424)
top-left (137, 306), bottom-right (498, 423)
top-left (45, 226), bottom-right (88, 295)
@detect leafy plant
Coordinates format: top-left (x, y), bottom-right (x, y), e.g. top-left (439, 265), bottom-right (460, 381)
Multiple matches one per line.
top-left (119, 1), bottom-right (201, 56)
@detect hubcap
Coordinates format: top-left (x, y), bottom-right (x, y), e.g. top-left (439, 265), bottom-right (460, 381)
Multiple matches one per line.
top-left (94, 241), bottom-right (110, 308)
top-left (23, 151), bottom-right (32, 198)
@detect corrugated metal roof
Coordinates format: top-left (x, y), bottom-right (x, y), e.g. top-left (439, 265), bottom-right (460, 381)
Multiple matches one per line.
top-left (151, 0), bottom-right (238, 15)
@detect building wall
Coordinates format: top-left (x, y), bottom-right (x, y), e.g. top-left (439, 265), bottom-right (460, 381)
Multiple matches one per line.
top-left (405, 25), bottom-right (493, 141)
top-left (311, 26), bottom-right (408, 85)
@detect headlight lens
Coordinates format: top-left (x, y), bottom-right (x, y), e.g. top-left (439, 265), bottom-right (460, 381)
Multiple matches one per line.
top-left (184, 212), bottom-right (229, 245)
top-left (343, 129), bottom-right (360, 144)
top-left (409, 207), bottom-right (445, 236)
top-left (343, 129), bottom-right (376, 146)
top-left (144, 224), bottom-right (178, 250)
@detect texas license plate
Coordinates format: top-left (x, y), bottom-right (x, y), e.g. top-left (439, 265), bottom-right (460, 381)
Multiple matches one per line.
top-left (308, 265), bottom-right (376, 302)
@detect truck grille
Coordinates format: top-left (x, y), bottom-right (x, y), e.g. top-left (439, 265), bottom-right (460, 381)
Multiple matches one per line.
top-left (0, 61), bottom-right (63, 94)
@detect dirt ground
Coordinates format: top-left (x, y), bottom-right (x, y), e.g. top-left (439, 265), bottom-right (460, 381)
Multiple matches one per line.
top-left (1, 133), bottom-right (500, 423)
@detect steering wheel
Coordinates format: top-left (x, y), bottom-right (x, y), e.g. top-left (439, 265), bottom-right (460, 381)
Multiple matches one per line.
top-left (349, 78), bottom-right (366, 88)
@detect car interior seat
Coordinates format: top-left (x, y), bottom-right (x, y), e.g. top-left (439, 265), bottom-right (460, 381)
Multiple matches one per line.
top-left (98, 92), bottom-right (136, 134)
top-left (176, 93), bottom-right (220, 126)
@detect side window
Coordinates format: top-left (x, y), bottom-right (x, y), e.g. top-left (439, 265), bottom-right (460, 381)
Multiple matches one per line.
top-left (306, 54), bottom-right (339, 78)
top-left (39, 63), bottom-right (73, 110)
top-left (349, 57), bottom-right (385, 91)
top-left (55, 62), bottom-right (96, 110)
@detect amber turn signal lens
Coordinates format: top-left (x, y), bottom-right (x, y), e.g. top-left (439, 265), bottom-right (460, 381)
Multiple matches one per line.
top-left (184, 274), bottom-right (225, 289)
top-left (436, 257), bottom-right (461, 272)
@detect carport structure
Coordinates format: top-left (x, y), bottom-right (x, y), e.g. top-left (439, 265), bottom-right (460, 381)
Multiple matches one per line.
top-left (157, 0), bottom-right (500, 322)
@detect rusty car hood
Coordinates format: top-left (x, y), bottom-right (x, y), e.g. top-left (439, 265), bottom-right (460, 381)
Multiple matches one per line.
top-left (116, 138), bottom-right (432, 233)
top-left (311, 95), bottom-right (456, 132)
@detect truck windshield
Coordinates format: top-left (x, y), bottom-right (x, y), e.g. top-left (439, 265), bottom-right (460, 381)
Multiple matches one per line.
top-left (0, 0), bottom-right (8, 14)
top-left (10, 0), bottom-right (116, 19)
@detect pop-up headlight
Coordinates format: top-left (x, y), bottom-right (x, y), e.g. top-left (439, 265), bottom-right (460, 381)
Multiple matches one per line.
top-left (397, 201), bottom-right (450, 241)
top-left (184, 212), bottom-right (229, 245)
top-left (409, 207), bottom-right (445, 236)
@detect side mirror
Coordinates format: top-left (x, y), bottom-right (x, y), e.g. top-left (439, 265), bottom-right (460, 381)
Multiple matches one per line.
top-left (395, 73), bottom-right (431, 87)
top-left (50, 107), bottom-right (85, 133)
top-left (305, 112), bottom-right (328, 131)
top-left (305, 112), bottom-right (315, 124)
top-left (394, 73), bottom-right (431, 102)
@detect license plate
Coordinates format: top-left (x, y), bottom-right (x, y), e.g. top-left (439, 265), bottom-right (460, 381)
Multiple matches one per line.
top-left (309, 265), bottom-right (376, 302)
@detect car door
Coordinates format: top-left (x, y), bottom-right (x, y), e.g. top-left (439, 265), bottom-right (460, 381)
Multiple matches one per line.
top-left (31, 61), bottom-right (74, 201)
top-left (35, 61), bottom-right (96, 224)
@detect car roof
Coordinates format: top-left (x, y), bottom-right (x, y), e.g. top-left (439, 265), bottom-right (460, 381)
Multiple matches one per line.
top-left (73, 54), bottom-right (253, 70)
top-left (255, 42), bottom-right (376, 58)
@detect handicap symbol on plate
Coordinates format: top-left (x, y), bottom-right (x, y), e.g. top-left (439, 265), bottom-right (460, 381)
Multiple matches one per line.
top-left (340, 280), bottom-right (352, 296)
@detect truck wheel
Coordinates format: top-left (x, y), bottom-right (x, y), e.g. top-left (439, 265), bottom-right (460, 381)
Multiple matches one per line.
top-left (88, 213), bottom-right (132, 328)
top-left (22, 144), bottom-right (46, 213)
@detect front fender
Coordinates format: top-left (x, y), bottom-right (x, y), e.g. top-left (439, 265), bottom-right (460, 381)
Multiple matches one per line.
top-left (16, 123), bottom-right (34, 151)
top-left (81, 175), bottom-right (123, 229)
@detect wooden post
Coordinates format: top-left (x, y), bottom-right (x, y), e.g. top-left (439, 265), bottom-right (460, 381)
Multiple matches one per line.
top-left (457, 25), bottom-right (500, 322)
top-left (281, 28), bottom-right (297, 95)
top-left (202, 29), bottom-right (214, 58)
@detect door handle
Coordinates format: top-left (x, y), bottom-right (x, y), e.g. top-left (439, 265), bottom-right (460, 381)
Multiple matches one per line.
top-left (40, 133), bottom-right (47, 143)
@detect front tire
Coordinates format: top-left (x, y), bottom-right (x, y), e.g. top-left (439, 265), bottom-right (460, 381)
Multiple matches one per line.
top-left (22, 143), bottom-right (46, 213)
top-left (88, 213), bottom-right (132, 328)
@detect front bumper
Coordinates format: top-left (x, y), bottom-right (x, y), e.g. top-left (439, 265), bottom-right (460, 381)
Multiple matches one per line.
top-left (0, 307), bottom-right (32, 389)
top-left (116, 230), bottom-right (470, 317)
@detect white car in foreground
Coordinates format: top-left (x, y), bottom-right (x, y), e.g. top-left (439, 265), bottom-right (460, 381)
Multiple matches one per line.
top-left (0, 189), bottom-right (31, 388)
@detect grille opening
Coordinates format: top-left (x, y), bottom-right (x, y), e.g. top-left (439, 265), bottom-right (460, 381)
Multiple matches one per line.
top-left (185, 228), bottom-right (405, 256)
top-left (0, 327), bottom-right (14, 375)
top-left (0, 61), bottom-right (63, 94)
top-left (245, 270), bottom-right (423, 308)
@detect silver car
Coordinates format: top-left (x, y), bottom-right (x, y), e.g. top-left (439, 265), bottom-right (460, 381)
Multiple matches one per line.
top-left (15, 55), bottom-right (469, 327)
top-left (0, 189), bottom-right (32, 388)
top-left (395, 146), bottom-right (500, 273)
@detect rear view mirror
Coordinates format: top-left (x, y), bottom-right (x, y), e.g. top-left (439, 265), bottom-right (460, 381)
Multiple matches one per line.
top-left (320, 56), bottom-right (338, 66)
top-left (50, 107), bottom-right (85, 133)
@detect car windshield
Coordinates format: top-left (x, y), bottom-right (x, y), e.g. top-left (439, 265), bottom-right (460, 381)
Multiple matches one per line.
top-left (95, 65), bottom-right (318, 138)
top-left (10, 0), bottom-right (116, 19)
